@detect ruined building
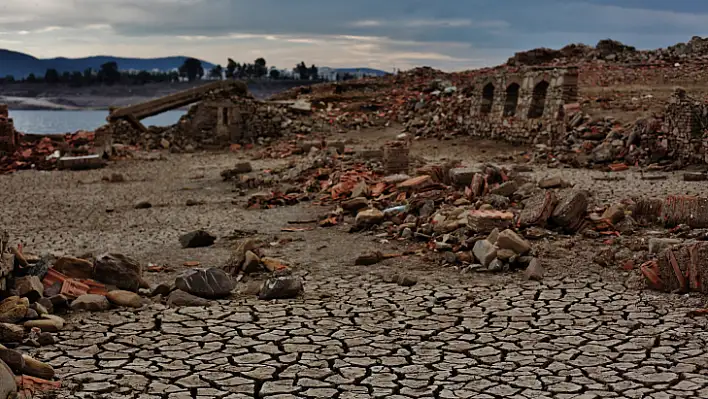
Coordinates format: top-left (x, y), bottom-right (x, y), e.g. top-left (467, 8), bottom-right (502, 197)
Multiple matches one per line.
top-left (467, 67), bottom-right (579, 145)
top-left (663, 88), bottom-right (708, 164)
top-left (0, 104), bottom-right (18, 155)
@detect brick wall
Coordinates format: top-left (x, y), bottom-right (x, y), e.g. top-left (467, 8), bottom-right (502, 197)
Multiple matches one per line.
top-left (662, 89), bottom-right (708, 164)
top-left (0, 104), bottom-right (18, 154)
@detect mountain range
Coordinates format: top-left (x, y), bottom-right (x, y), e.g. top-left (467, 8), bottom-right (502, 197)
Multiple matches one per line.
top-left (0, 49), bottom-right (388, 79)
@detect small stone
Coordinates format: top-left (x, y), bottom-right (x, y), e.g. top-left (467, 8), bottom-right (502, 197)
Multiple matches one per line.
top-left (496, 229), bottom-right (531, 255)
top-left (259, 276), bottom-right (304, 300)
top-left (31, 303), bottom-right (48, 317)
top-left (53, 256), bottom-right (94, 279)
top-left (14, 276), bottom-right (43, 303)
top-left (354, 252), bottom-right (383, 266)
top-left (134, 200), bottom-right (152, 209)
top-left (491, 181), bottom-right (519, 197)
top-left (473, 240), bottom-right (497, 268)
top-left (242, 251), bottom-right (262, 274)
top-left (355, 208), bottom-right (384, 226)
top-left (24, 315), bottom-right (64, 332)
top-left (36, 299), bottom-right (53, 315)
top-left (538, 176), bottom-right (566, 189)
top-left (401, 227), bottom-right (413, 239)
top-left (487, 228), bottom-right (500, 244)
top-left (397, 275), bottom-right (417, 287)
top-left (524, 258), bottom-right (544, 281)
top-left (186, 199), bottom-right (204, 207)
top-left (649, 238), bottom-right (682, 254)
top-left (151, 282), bottom-right (175, 297)
top-left (24, 309), bottom-right (38, 320)
top-left (38, 332), bottom-right (57, 346)
top-left (0, 297), bottom-right (29, 323)
top-left (342, 197), bottom-right (369, 213)
top-left (0, 323), bottom-right (24, 343)
top-left (175, 268), bottom-right (235, 299)
top-left (602, 203), bottom-right (626, 224)
top-left (43, 282), bottom-right (61, 298)
top-left (442, 252), bottom-right (457, 264)
top-left (106, 290), bottom-right (143, 308)
top-left (488, 259), bottom-right (504, 272)
top-left (497, 249), bottom-right (516, 261)
top-left (179, 230), bottom-right (216, 248)
top-left (94, 253), bottom-right (145, 292)
top-left (0, 358), bottom-right (17, 399)
top-left (70, 294), bottom-right (110, 312)
top-left (167, 290), bottom-right (209, 307)
top-left (48, 295), bottom-right (69, 310)
top-left (21, 355), bottom-right (54, 380)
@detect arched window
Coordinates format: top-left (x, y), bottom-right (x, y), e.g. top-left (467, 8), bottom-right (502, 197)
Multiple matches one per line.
top-left (480, 83), bottom-right (494, 115)
top-left (528, 80), bottom-right (550, 119)
top-left (503, 83), bottom-right (520, 117)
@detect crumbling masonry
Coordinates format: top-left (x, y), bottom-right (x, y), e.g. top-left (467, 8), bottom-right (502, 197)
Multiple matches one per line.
top-left (0, 104), bottom-right (18, 155)
top-left (663, 88), bottom-right (708, 164)
top-left (467, 67), bottom-right (579, 145)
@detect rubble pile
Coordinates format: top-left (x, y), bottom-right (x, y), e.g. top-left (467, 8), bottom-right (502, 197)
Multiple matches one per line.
top-left (508, 36), bottom-right (708, 67)
top-left (0, 130), bottom-right (102, 174)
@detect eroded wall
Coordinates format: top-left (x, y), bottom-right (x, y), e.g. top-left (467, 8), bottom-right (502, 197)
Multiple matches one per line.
top-left (0, 105), bottom-right (18, 154)
top-left (467, 68), bottom-right (579, 145)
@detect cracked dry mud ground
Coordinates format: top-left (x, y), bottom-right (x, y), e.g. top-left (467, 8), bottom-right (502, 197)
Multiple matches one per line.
top-left (4, 133), bottom-right (708, 398)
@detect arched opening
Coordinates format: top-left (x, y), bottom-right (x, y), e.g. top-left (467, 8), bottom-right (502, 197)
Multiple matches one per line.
top-left (480, 83), bottom-right (494, 115)
top-left (528, 80), bottom-right (549, 119)
top-left (503, 83), bottom-right (520, 117)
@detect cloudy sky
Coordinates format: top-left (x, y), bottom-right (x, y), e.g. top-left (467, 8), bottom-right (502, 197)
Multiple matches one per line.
top-left (1, 0), bottom-right (707, 72)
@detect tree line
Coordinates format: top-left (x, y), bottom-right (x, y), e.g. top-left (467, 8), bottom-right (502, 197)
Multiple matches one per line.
top-left (0, 57), bottom-right (322, 86)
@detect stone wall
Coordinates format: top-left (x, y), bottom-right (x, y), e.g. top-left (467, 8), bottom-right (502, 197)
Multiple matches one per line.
top-left (466, 68), bottom-right (579, 145)
top-left (0, 104), bottom-right (18, 154)
top-left (663, 89), bottom-right (708, 164)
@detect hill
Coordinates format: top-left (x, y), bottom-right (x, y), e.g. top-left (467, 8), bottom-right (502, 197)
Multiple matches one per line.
top-left (332, 68), bottom-right (388, 77)
top-left (0, 49), bottom-right (215, 78)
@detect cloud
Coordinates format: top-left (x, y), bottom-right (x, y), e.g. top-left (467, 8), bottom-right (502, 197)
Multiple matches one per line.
top-left (0, 0), bottom-right (706, 71)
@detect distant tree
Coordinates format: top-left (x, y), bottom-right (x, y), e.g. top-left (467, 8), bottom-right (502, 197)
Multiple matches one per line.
top-left (61, 71), bottom-right (71, 83)
top-left (179, 58), bottom-right (204, 82)
top-left (98, 62), bottom-right (120, 85)
top-left (69, 71), bottom-right (84, 87)
top-left (44, 69), bottom-right (60, 84)
top-left (83, 68), bottom-right (94, 85)
top-left (209, 64), bottom-right (223, 79)
top-left (3, 75), bottom-right (15, 84)
top-left (269, 68), bottom-right (280, 79)
top-left (26, 73), bottom-right (38, 83)
top-left (226, 58), bottom-right (237, 78)
top-left (294, 62), bottom-right (309, 79)
top-left (309, 64), bottom-right (319, 80)
top-left (254, 57), bottom-right (267, 78)
top-left (135, 70), bottom-right (152, 84)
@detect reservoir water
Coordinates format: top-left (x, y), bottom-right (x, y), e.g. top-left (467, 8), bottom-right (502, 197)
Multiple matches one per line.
top-left (9, 110), bottom-right (185, 135)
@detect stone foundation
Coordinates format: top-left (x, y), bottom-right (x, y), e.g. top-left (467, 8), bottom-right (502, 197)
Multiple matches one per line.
top-left (0, 104), bottom-right (18, 154)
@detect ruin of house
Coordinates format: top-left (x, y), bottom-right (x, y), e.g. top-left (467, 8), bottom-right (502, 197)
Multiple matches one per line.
top-left (0, 104), bottom-right (18, 154)
top-left (467, 67), bottom-right (579, 145)
top-left (663, 88), bottom-right (708, 164)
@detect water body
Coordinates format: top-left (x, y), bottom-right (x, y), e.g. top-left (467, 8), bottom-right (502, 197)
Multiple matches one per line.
top-left (10, 110), bottom-right (185, 134)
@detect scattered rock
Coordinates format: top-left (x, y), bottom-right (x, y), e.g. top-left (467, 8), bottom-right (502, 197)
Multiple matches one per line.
top-left (342, 197), bottom-right (369, 213)
top-left (186, 199), bottom-right (204, 207)
top-left (31, 303), bottom-right (48, 317)
top-left (134, 200), bottom-right (152, 209)
top-left (0, 359), bottom-right (16, 399)
top-left (649, 238), bottom-right (682, 254)
top-left (355, 252), bottom-right (383, 266)
top-left (175, 268), bottom-right (235, 299)
top-left (551, 190), bottom-right (589, 232)
top-left (520, 191), bottom-right (558, 228)
top-left (70, 294), bottom-right (111, 312)
top-left (151, 282), bottom-right (176, 297)
top-left (24, 309), bottom-right (38, 320)
top-left (473, 240), bottom-right (497, 268)
top-left (0, 323), bottom-right (24, 343)
top-left (242, 251), bottom-right (262, 273)
top-left (496, 229), bottom-right (532, 255)
top-left (524, 258), bottom-right (544, 281)
top-left (258, 275), bottom-right (304, 300)
top-left (487, 228), bottom-right (500, 244)
top-left (24, 316), bottom-right (64, 332)
top-left (496, 249), bottom-right (516, 262)
top-left (491, 181), bottom-right (519, 197)
top-left (355, 208), bottom-right (385, 226)
top-left (14, 276), bottom-right (43, 303)
top-left (593, 247), bottom-right (616, 267)
top-left (397, 275), bottom-right (417, 287)
top-left (223, 239), bottom-right (258, 276)
top-left (53, 256), bottom-right (94, 279)
top-left (0, 297), bottom-right (28, 323)
top-left (94, 253), bottom-right (145, 292)
top-left (488, 258), bottom-right (504, 272)
top-left (108, 173), bottom-right (125, 183)
top-left (538, 176), bottom-right (568, 189)
top-left (167, 290), bottom-right (209, 307)
top-left (106, 290), bottom-right (143, 308)
top-left (602, 203), bottom-right (626, 224)
top-left (21, 354), bottom-right (54, 380)
top-left (179, 230), bottom-right (216, 248)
